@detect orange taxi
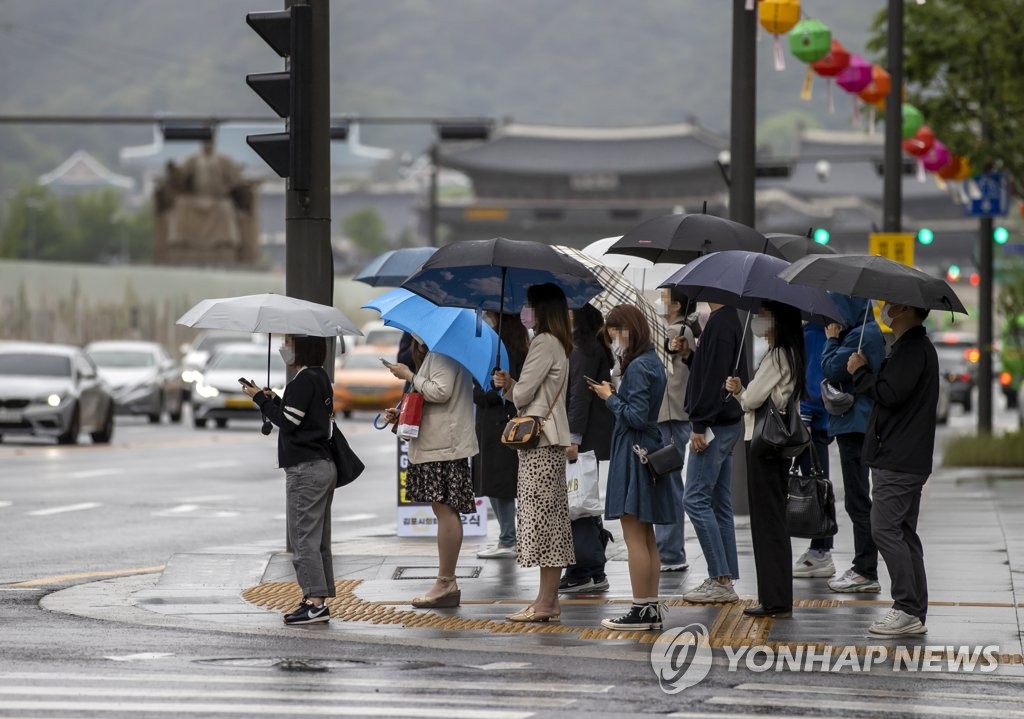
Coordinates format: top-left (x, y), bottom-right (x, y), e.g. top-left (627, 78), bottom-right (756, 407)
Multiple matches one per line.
top-left (333, 347), bottom-right (405, 417)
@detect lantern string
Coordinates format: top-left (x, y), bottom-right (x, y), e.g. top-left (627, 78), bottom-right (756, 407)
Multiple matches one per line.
top-left (851, 95), bottom-right (861, 126)
top-left (827, 80), bottom-right (835, 113)
top-left (916, 159), bottom-right (927, 183)
top-left (745, 0), bottom-right (755, 9)
top-left (867, 105), bottom-right (876, 135)
top-left (774, 37), bottom-right (786, 71)
top-left (800, 65), bottom-right (814, 101)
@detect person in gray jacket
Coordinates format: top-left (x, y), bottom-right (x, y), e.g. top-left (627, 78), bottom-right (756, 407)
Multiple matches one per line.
top-left (385, 338), bottom-right (479, 609)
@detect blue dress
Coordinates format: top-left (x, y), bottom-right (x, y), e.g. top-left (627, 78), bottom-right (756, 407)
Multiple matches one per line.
top-left (603, 348), bottom-right (678, 525)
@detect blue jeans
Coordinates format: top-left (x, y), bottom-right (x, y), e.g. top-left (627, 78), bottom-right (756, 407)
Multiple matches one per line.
top-left (490, 496), bottom-right (517, 547)
top-left (655, 420), bottom-right (692, 565)
top-left (683, 419), bottom-right (743, 580)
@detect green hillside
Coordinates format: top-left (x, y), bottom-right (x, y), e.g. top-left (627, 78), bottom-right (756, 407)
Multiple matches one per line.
top-left (0, 0), bottom-right (888, 193)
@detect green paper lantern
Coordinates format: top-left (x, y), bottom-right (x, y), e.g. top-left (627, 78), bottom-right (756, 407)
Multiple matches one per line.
top-left (901, 103), bottom-right (924, 140)
top-left (789, 18), bottom-right (832, 63)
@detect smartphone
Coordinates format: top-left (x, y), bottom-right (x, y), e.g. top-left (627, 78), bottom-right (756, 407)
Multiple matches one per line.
top-left (238, 377), bottom-right (253, 387)
top-left (379, 357), bottom-right (392, 366)
top-left (584, 375), bottom-right (599, 384)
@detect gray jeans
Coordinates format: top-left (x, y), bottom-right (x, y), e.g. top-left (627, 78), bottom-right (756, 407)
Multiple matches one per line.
top-left (286, 458), bottom-right (337, 598)
top-left (870, 467), bottom-right (929, 622)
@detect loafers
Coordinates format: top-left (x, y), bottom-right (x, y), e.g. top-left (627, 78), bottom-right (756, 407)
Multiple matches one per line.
top-left (506, 606), bottom-right (560, 623)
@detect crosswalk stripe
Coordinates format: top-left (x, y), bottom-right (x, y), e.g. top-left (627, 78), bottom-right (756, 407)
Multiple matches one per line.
top-left (0, 686), bottom-right (571, 708)
top-left (70, 468), bottom-right (124, 479)
top-left (0, 700), bottom-right (533, 718)
top-left (0, 672), bottom-right (613, 695)
top-left (195, 461), bottom-right (240, 469)
top-left (334, 513), bottom-right (377, 522)
top-left (708, 695), bottom-right (1023, 718)
top-left (0, 501), bottom-right (11, 508)
top-left (27, 502), bottom-right (102, 516)
top-left (735, 682), bottom-right (1024, 704)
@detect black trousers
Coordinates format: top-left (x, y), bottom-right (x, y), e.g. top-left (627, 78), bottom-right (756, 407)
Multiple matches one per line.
top-left (746, 441), bottom-right (793, 610)
top-left (871, 467), bottom-right (929, 622)
top-left (564, 516), bottom-right (610, 581)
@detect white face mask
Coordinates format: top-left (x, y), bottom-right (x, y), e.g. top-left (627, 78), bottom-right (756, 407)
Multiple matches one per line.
top-left (881, 304), bottom-right (901, 327)
top-left (610, 339), bottom-right (624, 358)
top-left (750, 316), bottom-right (773, 338)
top-left (652, 299), bottom-right (667, 317)
top-left (278, 344), bottom-right (295, 365)
top-left (519, 305), bottom-right (536, 330)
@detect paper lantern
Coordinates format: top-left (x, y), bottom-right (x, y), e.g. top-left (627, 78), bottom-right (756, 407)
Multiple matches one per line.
top-left (836, 55), bottom-right (873, 94)
top-left (811, 39), bottom-right (850, 77)
top-left (789, 18), bottom-right (831, 63)
top-left (954, 158), bottom-right (972, 181)
top-left (902, 125), bottom-right (935, 157)
top-left (857, 65), bottom-right (891, 105)
top-left (922, 140), bottom-right (951, 172)
top-left (901, 103), bottom-right (924, 139)
top-left (760, 0), bottom-right (801, 70)
top-left (937, 155), bottom-right (963, 180)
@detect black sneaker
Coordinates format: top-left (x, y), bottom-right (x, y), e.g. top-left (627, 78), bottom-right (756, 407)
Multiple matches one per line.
top-left (559, 576), bottom-right (596, 593)
top-left (600, 603), bottom-right (659, 631)
top-left (648, 602), bottom-right (666, 630)
top-left (284, 601), bottom-right (330, 625)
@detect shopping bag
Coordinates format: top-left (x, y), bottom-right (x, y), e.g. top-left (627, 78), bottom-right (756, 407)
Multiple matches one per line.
top-left (397, 391), bottom-right (423, 440)
top-left (565, 450), bottom-right (603, 520)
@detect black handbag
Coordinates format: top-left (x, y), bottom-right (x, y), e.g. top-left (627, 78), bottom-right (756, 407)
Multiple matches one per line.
top-left (786, 445), bottom-right (838, 539)
top-left (750, 393), bottom-right (811, 460)
top-left (327, 420), bottom-right (365, 489)
top-left (631, 426), bottom-right (684, 483)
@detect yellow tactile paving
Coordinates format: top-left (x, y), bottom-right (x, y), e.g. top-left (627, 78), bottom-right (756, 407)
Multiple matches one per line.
top-left (241, 579), bottom-right (1024, 663)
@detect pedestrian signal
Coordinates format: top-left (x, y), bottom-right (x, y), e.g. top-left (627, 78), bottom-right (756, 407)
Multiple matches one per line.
top-left (994, 226), bottom-right (1010, 244)
top-left (917, 228), bottom-right (934, 245)
top-left (813, 228), bottom-right (830, 245)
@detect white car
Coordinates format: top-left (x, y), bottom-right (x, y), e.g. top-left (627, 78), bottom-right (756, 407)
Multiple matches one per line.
top-left (0, 341), bottom-right (115, 444)
top-left (191, 343), bottom-right (286, 429)
top-left (86, 340), bottom-right (184, 424)
top-left (179, 330), bottom-right (263, 399)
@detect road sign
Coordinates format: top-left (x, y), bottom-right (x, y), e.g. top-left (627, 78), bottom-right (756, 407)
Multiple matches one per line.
top-left (869, 232), bottom-right (915, 266)
top-left (1002, 243), bottom-right (1024, 256)
top-left (964, 171), bottom-right (1009, 217)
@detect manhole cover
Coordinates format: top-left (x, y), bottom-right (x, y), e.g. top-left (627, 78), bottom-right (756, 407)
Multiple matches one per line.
top-left (196, 657), bottom-right (441, 671)
top-left (392, 566), bottom-right (482, 580)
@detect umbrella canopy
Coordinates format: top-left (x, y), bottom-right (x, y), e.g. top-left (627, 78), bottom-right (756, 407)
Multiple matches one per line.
top-left (177, 293), bottom-right (362, 337)
top-left (778, 254), bottom-right (968, 314)
top-left (401, 237), bottom-right (603, 312)
top-left (608, 211), bottom-right (777, 264)
top-left (660, 250), bottom-right (843, 325)
top-left (554, 245), bottom-right (672, 373)
top-left (765, 232), bottom-right (839, 262)
top-left (354, 247), bottom-right (438, 287)
top-left (363, 289), bottom-right (509, 389)
top-left (580, 236), bottom-right (680, 292)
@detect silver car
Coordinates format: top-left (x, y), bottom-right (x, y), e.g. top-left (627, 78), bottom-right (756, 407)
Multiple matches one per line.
top-left (85, 340), bottom-right (185, 424)
top-left (191, 343), bottom-right (286, 429)
top-left (0, 341), bottom-right (115, 444)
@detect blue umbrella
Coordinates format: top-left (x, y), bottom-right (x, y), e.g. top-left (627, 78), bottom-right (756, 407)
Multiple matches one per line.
top-left (354, 247), bottom-right (438, 287)
top-left (660, 250), bottom-right (843, 374)
top-left (363, 289), bottom-right (509, 390)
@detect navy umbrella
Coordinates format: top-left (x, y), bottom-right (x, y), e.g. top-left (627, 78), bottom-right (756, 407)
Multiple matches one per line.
top-left (660, 250), bottom-right (843, 373)
top-left (354, 247), bottom-right (438, 287)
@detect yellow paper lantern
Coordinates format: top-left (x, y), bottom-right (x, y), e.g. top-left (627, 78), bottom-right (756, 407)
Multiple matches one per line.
top-left (760, 0), bottom-right (801, 71)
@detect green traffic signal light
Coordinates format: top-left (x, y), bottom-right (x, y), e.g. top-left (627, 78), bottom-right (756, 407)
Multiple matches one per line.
top-left (994, 226), bottom-right (1010, 244)
top-left (947, 264), bottom-right (962, 282)
top-left (917, 228), bottom-right (934, 245)
top-left (813, 228), bottom-right (830, 244)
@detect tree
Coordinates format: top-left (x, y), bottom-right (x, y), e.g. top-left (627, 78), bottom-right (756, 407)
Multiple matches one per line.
top-left (0, 186), bottom-right (71, 260)
top-left (342, 207), bottom-right (391, 256)
top-left (869, 1), bottom-right (1024, 197)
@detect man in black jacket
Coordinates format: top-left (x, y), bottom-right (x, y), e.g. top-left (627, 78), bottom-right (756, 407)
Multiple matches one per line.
top-left (849, 301), bottom-right (938, 636)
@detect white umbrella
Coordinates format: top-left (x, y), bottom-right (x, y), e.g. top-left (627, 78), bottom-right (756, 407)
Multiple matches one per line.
top-left (177, 293), bottom-right (362, 337)
top-left (581, 237), bottom-right (681, 294)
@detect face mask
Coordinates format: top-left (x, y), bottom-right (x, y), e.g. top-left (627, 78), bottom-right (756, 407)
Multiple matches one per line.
top-left (519, 305), bottom-right (536, 330)
top-left (750, 316), bottom-right (772, 338)
top-left (610, 339), bottom-right (624, 358)
top-left (652, 299), bottom-right (667, 317)
top-left (881, 304), bottom-right (901, 327)
top-left (278, 345), bottom-right (295, 365)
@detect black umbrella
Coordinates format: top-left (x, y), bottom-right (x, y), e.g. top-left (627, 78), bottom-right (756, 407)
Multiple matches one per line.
top-left (608, 204), bottom-right (778, 264)
top-left (401, 237), bottom-right (603, 368)
top-left (778, 254), bottom-right (968, 314)
top-left (765, 231), bottom-right (839, 262)
top-left (354, 247), bottom-right (438, 287)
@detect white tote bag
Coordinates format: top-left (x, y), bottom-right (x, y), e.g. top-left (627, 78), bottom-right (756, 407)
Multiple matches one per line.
top-left (566, 450), bottom-right (603, 520)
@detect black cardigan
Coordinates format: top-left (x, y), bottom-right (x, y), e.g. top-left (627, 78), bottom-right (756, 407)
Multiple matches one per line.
top-left (254, 366), bottom-right (333, 469)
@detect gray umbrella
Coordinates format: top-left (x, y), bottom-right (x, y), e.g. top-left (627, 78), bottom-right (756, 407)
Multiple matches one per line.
top-left (778, 254), bottom-right (968, 314)
top-left (765, 232), bottom-right (838, 262)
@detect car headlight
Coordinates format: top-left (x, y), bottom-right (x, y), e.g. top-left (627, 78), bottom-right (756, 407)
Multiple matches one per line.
top-left (194, 382), bottom-right (220, 399)
top-left (182, 369), bottom-right (202, 384)
top-left (46, 394), bottom-right (61, 407)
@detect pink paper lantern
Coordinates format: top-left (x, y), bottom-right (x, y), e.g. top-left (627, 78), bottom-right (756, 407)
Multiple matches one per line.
top-left (921, 140), bottom-right (951, 173)
top-left (836, 54), bottom-right (872, 94)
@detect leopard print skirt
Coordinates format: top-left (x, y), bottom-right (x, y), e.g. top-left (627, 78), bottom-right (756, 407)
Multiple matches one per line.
top-left (515, 445), bottom-right (575, 568)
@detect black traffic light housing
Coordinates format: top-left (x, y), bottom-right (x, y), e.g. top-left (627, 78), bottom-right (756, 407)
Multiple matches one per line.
top-left (245, 5), bottom-right (312, 189)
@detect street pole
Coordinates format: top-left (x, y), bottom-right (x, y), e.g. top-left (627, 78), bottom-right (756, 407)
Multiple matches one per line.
top-left (883, 0), bottom-right (903, 233)
top-left (284, 0), bottom-right (333, 374)
top-left (978, 122), bottom-right (994, 434)
top-left (729, 0), bottom-right (756, 515)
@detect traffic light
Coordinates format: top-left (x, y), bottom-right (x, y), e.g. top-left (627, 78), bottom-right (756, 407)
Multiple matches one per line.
top-left (994, 226), bottom-right (1010, 244)
top-left (917, 228), bottom-right (934, 245)
top-left (245, 5), bottom-right (312, 188)
top-left (812, 227), bottom-right (830, 245)
top-left (946, 264), bottom-right (962, 282)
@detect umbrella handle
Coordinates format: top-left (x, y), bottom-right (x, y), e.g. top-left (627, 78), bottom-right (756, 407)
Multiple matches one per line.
top-left (857, 302), bottom-right (870, 354)
top-left (732, 309), bottom-right (752, 375)
top-left (495, 266), bottom-right (507, 371)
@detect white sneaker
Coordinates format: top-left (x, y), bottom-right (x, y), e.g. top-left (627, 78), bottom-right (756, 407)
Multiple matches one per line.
top-left (682, 578), bottom-right (739, 604)
top-left (477, 544), bottom-right (516, 559)
top-left (792, 551), bottom-right (836, 578)
top-left (868, 608), bottom-right (927, 636)
top-left (828, 568), bottom-right (882, 593)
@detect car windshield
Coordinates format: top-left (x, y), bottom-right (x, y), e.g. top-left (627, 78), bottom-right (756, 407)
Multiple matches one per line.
top-left (343, 353), bottom-right (387, 370)
top-left (196, 334), bottom-right (251, 352)
top-left (88, 350), bottom-right (155, 368)
top-left (208, 351), bottom-right (285, 372)
top-left (364, 329), bottom-right (402, 346)
top-left (0, 353), bottom-right (72, 377)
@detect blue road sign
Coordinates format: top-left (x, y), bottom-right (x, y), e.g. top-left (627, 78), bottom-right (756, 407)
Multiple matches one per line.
top-left (964, 171), bottom-right (1009, 217)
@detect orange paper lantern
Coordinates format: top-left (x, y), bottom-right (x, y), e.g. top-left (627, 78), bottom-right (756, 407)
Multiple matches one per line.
top-left (858, 65), bottom-right (892, 105)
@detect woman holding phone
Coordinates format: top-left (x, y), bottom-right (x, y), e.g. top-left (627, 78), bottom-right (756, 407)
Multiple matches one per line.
top-left (242, 334), bottom-right (336, 625)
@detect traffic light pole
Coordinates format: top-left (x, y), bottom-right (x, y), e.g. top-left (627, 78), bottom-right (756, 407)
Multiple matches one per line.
top-left (883, 0), bottom-right (903, 234)
top-left (978, 214), bottom-right (994, 434)
top-left (284, 0), bottom-right (334, 374)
